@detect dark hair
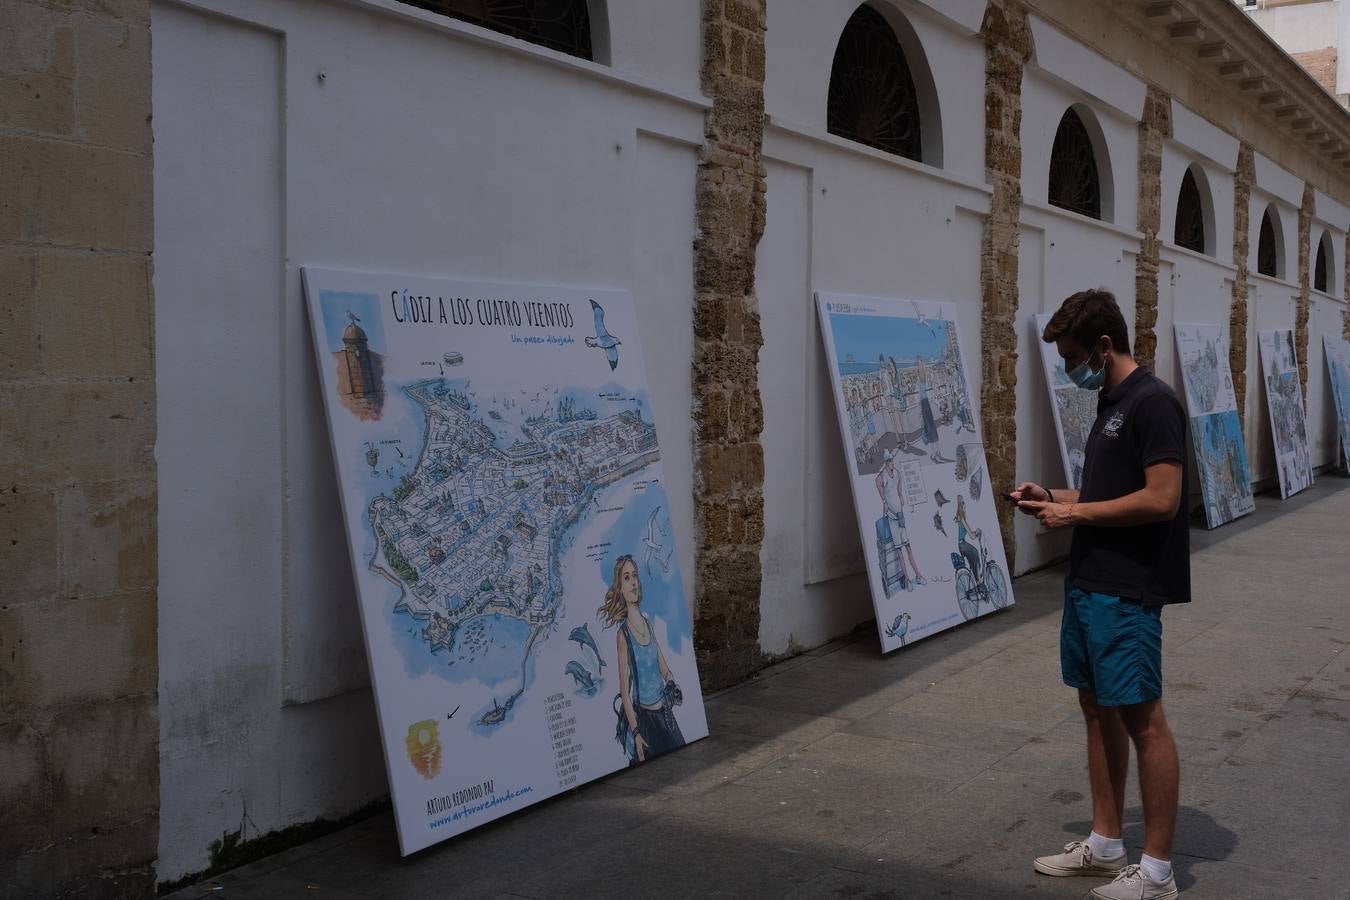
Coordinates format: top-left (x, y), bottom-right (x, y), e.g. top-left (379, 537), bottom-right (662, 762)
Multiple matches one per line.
top-left (1041, 289), bottom-right (1131, 355)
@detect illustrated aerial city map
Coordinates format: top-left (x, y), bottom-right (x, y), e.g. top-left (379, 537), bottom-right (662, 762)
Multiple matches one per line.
top-left (304, 269), bottom-right (707, 853)
top-left (1174, 323), bottom-right (1254, 528)
top-left (1259, 328), bottom-right (1314, 499)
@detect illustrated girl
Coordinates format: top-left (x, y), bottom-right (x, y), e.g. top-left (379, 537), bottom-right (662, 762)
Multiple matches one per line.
top-left (599, 555), bottom-right (685, 764)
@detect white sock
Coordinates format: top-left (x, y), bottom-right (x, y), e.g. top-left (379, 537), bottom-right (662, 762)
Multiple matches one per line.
top-left (1085, 830), bottom-right (1124, 859)
top-left (1140, 853), bottom-right (1172, 883)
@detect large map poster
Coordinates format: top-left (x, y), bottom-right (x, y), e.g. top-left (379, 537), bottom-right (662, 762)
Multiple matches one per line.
top-left (816, 293), bottom-right (1013, 653)
top-left (1258, 328), bottom-right (1314, 499)
top-left (1174, 323), bottom-right (1255, 528)
top-left (1325, 335), bottom-right (1350, 470)
top-left (303, 268), bottom-right (708, 854)
top-left (1033, 313), bottom-right (1099, 490)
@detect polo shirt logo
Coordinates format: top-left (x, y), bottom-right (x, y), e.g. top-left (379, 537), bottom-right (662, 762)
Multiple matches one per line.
top-left (1102, 411), bottom-right (1125, 438)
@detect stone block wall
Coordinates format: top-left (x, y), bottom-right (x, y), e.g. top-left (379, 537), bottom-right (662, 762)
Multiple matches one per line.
top-left (980, 0), bottom-right (1032, 564)
top-left (1135, 86), bottom-right (1172, 371)
top-left (1297, 183), bottom-right (1315, 404)
top-left (691, 0), bottom-right (768, 690)
top-left (1231, 144), bottom-right (1255, 428)
top-left (0, 0), bottom-right (159, 896)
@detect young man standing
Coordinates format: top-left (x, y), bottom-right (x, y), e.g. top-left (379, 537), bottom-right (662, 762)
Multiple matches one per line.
top-left (1012, 290), bottom-right (1190, 900)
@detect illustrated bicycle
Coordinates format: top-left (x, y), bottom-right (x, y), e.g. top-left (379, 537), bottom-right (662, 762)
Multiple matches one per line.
top-left (949, 527), bottom-right (1008, 621)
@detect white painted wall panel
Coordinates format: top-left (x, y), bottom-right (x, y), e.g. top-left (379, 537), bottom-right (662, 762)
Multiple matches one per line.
top-left (1254, 152), bottom-right (1306, 208)
top-left (1022, 72), bottom-right (1140, 232)
top-left (1027, 15), bottom-right (1147, 121)
top-left (1171, 101), bottom-right (1240, 172)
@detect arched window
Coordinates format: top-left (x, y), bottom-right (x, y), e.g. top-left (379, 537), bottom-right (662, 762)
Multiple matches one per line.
top-left (1174, 167), bottom-right (1208, 255)
top-left (1315, 230), bottom-right (1333, 293)
top-left (1257, 205), bottom-right (1283, 279)
top-left (403, 0), bottom-right (597, 60)
top-left (1048, 108), bottom-right (1103, 220)
top-left (827, 5), bottom-right (926, 162)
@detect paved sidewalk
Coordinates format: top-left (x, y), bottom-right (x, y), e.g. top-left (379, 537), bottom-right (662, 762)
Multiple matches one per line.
top-left (169, 478), bottom-right (1350, 900)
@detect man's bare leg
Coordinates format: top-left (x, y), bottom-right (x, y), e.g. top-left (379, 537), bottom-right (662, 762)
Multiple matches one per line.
top-left (1081, 689), bottom-right (1130, 840)
top-left (1119, 699), bottom-right (1179, 860)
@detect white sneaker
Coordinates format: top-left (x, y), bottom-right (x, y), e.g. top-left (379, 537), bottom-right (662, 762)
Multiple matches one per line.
top-left (1089, 864), bottom-right (1179, 899)
top-left (1033, 841), bottom-right (1127, 878)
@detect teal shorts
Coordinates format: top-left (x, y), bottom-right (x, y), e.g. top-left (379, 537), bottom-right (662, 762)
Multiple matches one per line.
top-left (1061, 586), bottom-right (1162, 707)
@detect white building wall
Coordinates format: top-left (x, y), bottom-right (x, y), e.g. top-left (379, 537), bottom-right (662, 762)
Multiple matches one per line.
top-left (153, 0), bottom-right (705, 880)
top-left (1247, 0), bottom-right (1337, 55)
top-left (151, 0), bottom-right (1350, 879)
top-left (757, 0), bottom-right (991, 655)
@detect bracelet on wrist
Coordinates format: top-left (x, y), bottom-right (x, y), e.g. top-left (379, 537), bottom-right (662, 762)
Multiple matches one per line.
top-left (1047, 489), bottom-right (1055, 503)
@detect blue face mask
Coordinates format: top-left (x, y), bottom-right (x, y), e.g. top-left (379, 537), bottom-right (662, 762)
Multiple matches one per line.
top-left (1067, 351), bottom-right (1106, 391)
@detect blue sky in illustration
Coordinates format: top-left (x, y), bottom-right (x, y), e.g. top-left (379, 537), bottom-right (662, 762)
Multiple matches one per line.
top-left (829, 312), bottom-right (948, 370)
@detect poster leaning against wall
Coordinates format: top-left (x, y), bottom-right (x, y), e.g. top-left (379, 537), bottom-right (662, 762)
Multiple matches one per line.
top-left (1174, 322), bottom-right (1255, 528)
top-left (1033, 313), bottom-right (1099, 491)
top-left (816, 293), bottom-right (1014, 653)
top-left (1258, 328), bottom-right (1314, 499)
top-left (303, 267), bottom-right (708, 854)
top-left (1325, 335), bottom-right (1350, 470)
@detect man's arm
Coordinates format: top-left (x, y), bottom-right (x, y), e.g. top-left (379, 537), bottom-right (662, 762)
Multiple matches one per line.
top-left (1070, 461), bottom-right (1181, 525)
top-left (1023, 461), bottom-right (1181, 528)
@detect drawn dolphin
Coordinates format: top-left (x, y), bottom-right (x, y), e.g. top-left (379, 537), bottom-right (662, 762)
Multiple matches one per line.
top-left (885, 612), bottom-right (912, 642)
top-left (568, 623), bottom-right (606, 669)
top-left (564, 660), bottom-right (598, 695)
top-left (585, 299), bottom-right (621, 370)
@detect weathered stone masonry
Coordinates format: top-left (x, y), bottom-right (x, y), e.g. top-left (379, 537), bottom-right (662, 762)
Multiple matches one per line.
top-left (691, 0), bottom-right (768, 690)
top-left (0, 0), bottom-right (159, 896)
top-left (1134, 86), bottom-right (1172, 372)
top-left (1297, 183), bottom-right (1314, 404)
top-left (980, 0), bottom-right (1032, 564)
top-left (1231, 144), bottom-right (1255, 428)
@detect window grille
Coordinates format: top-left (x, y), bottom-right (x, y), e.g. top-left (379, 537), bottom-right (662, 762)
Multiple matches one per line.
top-left (827, 5), bottom-right (924, 162)
top-left (1174, 168), bottom-right (1206, 254)
top-left (400, 0), bottom-right (593, 60)
top-left (1048, 109), bottom-right (1102, 220)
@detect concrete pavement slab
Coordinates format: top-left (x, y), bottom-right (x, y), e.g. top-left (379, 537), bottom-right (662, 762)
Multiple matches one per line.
top-left (161, 479), bottom-right (1350, 900)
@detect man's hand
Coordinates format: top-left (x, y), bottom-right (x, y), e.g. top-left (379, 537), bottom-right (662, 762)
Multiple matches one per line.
top-left (1017, 500), bottom-right (1078, 529)
top-left (1010, 481), bottom-right (1049, 515)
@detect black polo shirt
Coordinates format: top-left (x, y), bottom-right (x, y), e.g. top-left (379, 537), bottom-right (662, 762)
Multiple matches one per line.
top-left (1069, 368), bottom-right (1190, 606)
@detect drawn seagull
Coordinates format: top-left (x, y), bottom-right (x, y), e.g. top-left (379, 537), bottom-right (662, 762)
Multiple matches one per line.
top-left (642, 507), bottom-right (671, 576)
top-left (585, 299), bottom-right (622, 370)
top-left (911, 301), bottom-right (938, 337)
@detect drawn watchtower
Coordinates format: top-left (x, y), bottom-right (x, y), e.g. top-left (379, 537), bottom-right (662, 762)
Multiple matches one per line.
top-left (333, 311), bottom-right (385, 421)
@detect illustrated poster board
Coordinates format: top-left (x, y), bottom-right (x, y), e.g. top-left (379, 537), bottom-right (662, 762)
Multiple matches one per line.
top-left (1325, 335), bottom-right (1350, 470)
top-left (303, 268), bottom-right (708, 853)
top-left (816, 293), bottom-right (1014, 653)
top-left (1257, 328), bottom-right (1314, 498)
top-left (1033, 313), bottom-right (1099, 490)
top-left (1173, 322), bottom-right (1255, 528)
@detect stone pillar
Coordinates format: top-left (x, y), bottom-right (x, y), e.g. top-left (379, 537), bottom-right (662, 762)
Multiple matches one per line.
top-left (1297, 183), bottom-right (1315, 404)
top-left (1344, 232), bottom-right (1350, 340)
top-left (1134, 87), bottom-right (1172, 371)
top-left (980, 0), bottom-right (1032, 565)
top-left (692, 0), bottom-right (768, 690)
top-left (0, 1), bottom-right (159, 896)
top-left (1230, 144), bottom-right (1255, 428)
